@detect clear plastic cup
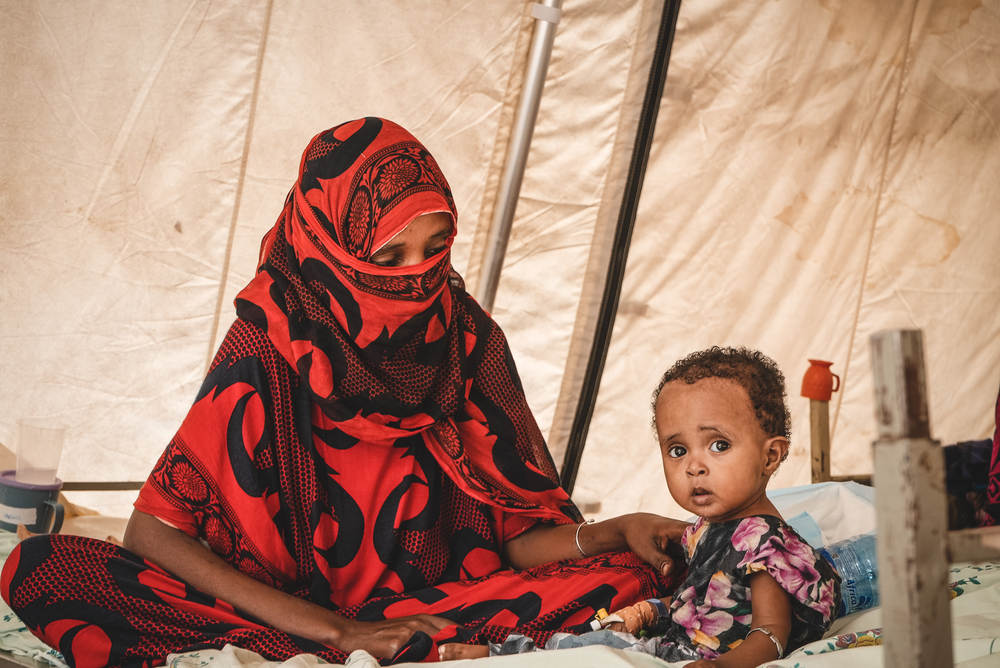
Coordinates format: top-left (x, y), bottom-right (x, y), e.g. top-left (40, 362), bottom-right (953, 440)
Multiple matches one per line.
top-left (16, 419), bottom-right (66, 485)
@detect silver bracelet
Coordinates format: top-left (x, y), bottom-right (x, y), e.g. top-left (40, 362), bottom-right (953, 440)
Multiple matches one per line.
top-left (574, 519), bottom-right (594, 558)
top-left (746, 627), bottom-right (783, 659)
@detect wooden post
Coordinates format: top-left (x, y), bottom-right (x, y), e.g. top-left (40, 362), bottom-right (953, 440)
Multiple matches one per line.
top-left (809, 398), bottom-right (831, 483)
top-left (870, 330), bottom-right (952, 668)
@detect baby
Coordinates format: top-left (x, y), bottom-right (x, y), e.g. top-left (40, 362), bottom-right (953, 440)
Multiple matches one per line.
top-left (442, 347), bottom-right (841, 666)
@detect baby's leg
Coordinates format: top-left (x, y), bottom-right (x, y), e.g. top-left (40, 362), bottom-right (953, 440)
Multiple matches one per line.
top-left (439, 644), bottom-right (490, 660)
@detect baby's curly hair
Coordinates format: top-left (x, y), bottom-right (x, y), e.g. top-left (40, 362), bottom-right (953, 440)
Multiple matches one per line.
top-left (651, 347), bottom-right (791, 448)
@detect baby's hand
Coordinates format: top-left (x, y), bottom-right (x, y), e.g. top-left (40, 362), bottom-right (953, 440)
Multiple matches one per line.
top-left (604, 600), bottom-right (658, 635)
top-left (602, 618), bottom-right (629, 633)
top-left (439, 644), bottom-right (489, 660)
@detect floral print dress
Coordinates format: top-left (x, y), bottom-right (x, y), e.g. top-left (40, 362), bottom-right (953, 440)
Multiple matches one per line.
top-left (489, 515), bottom-right (841, 660)
top-left (649, 515), bottom-right (842, 661)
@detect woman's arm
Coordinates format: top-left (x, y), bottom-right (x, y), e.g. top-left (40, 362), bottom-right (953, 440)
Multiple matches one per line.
top-left (503, 513), bottom-right (689, 576)
top-left (123, 510), bottom-right (452, 659)
top-left (687, 570), bottom-right (792, 668)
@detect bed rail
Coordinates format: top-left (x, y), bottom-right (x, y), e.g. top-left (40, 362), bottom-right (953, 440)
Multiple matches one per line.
top-left (60, 481), bottom-right (144, 491)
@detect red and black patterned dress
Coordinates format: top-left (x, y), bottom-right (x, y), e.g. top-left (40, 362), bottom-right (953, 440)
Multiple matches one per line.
top-left (983, 383), bottom-right (1000, 525)
top-left (2, 118), bottom-right (673, 667)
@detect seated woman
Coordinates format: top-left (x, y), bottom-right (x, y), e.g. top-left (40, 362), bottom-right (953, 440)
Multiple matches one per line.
top-left (2, 117), bottom-right (686, 666)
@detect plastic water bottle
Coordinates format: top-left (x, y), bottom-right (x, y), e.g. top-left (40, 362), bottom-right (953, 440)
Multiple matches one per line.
top-left (818, 530), bottom-right (879, 617)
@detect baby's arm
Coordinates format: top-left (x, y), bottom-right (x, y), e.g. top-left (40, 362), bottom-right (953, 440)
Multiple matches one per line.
top-left (689, 571), bottom-right (791, 668)
top-left (602, 598), bottom-right (670, 634)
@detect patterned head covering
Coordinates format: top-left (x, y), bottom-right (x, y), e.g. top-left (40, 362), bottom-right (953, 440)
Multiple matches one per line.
top-left (234, 117), bottom-right (577, 520)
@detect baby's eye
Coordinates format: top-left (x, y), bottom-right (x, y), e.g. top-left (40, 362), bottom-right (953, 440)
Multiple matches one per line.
top-left (708, 440), bottom-right (731, 453)
top-left (666, 445), bottom-right (687, 458)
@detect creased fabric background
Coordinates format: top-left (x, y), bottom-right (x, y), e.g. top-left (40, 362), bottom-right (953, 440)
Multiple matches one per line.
top-left (1, 0), bottom-right (997, 519)
top-left (569, 0), bottom-right (1000, 520)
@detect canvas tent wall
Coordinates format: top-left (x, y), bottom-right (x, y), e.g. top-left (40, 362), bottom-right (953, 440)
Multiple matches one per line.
top-left (2, 0), bottom-right (998, 521)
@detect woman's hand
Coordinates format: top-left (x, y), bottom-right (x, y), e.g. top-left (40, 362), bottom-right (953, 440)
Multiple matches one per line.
top-left (616, 513), bottom-right (690, 577)
top-left (334, 614), bottom-right (454, 659)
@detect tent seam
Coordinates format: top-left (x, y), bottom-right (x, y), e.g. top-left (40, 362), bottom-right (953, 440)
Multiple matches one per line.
top-left (206, 0), bottom-right (276, 373)
top-left (832, 0), bottom-right (920, 445)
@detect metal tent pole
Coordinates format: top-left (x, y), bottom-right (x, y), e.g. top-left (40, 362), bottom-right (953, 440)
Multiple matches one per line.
top-left (475, 1), bottom-right (563, 312)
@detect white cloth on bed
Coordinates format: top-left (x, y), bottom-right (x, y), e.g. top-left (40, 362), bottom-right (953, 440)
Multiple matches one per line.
top-left (165, 644), bottom-right (339, 667)
top-left (3, 484), bottom-right (998, 668)
top-left (767, 481), bottom-right (878, 546)
top-left (160, 563), bottom-right (1000, 668)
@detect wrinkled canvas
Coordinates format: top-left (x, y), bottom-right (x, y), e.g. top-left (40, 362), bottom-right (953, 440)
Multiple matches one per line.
top-left (1, 0), bottom-right (997, 519)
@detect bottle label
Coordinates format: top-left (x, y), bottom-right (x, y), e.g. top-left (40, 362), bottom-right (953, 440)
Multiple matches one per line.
top-left (821, 536), bottom-right (878, 617)
top-left (841, 576), bottom-right (876, 614)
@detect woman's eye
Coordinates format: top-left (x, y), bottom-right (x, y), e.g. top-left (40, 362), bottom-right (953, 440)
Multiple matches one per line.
top-left (371, 255), bottom-right (400, 267)
top-left (709, 440), bottom-right (730, 453)
top-left (666, 445), bottom-right (687, 458)
top-left (425, 245), bottom-right (446, 259)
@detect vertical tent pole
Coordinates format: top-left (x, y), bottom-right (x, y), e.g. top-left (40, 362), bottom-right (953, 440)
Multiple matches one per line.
top-left (559, 0), bottom-right (683, 495)
top-left (475, 1), bottom-right (564, 312)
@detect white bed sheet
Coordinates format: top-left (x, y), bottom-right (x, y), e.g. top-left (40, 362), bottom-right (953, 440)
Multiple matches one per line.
top-left (162, 563), bottom-right (1000, 668)
top-left (3, 484), bottom-right (998, 667)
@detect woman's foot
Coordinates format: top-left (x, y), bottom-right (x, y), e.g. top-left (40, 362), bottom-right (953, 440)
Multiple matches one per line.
top-left (439, 644), bottom-right (490, 660)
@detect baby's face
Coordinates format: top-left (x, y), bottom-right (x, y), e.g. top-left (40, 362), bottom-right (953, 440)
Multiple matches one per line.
top-left (654, 377), bottom-right (785, 522)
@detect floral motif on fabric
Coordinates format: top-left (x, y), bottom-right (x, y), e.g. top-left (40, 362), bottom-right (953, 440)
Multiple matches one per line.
top-left (346, 188), bottom-right (373, 254)
top-left (376, 157), bottom-right (421, 201)
top-left (799, 628), bottom-right (882, 655)
top-left (650, 515), bottom-right (841, 662)
top-left (170, 462), bottom-right (209, 502)
top-left (335, 142), bottom-right (453, 258)
top-left (834, 629), bottom-right (881, 648)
